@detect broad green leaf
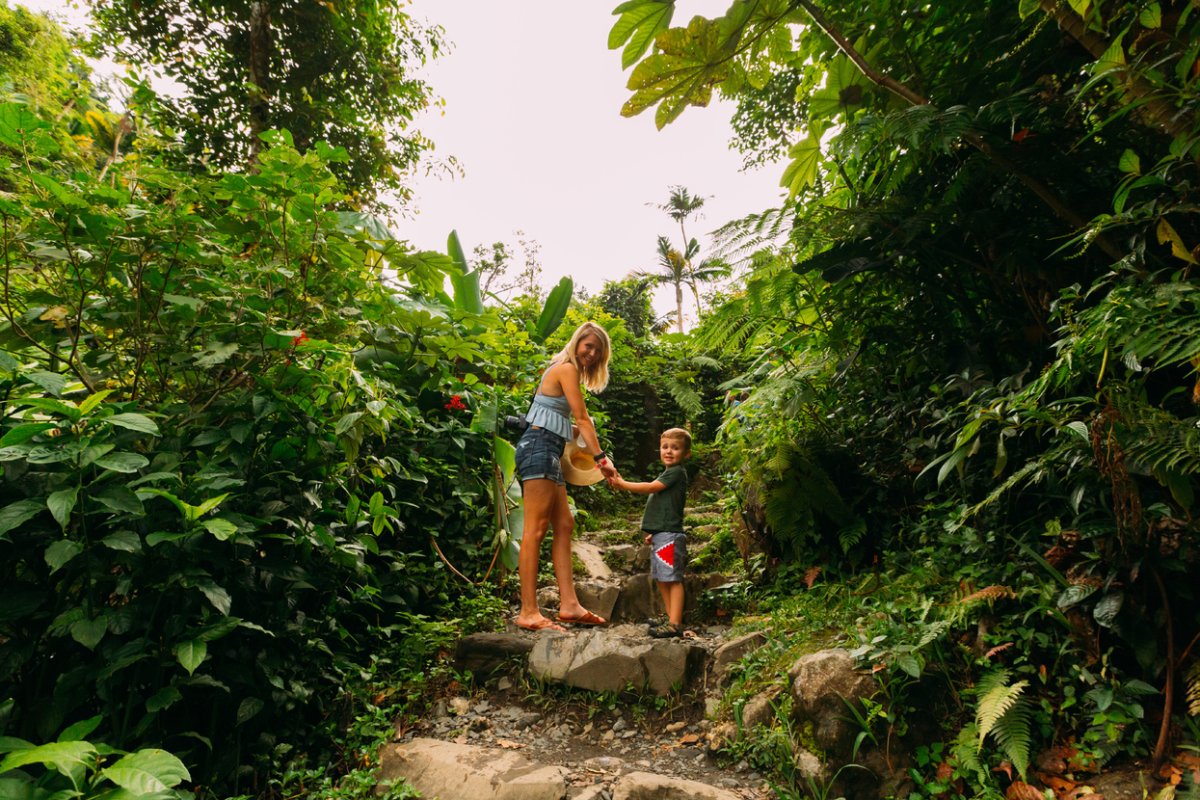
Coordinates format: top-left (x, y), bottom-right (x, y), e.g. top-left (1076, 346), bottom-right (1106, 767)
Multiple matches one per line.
top-left (532, 277), bottom-right (573, 343)
top-left (76, 390), bottom-right (113, 416)
top-left (609, 0), bottom-right (674, 69)
top-left (44, 540), bottom-right (83, 572)
top-left (1118, 149), bottom-right (1141, 175)
top-left (145, 686), bottom-right (183, 712)
top-left (0, 102), bottom-right (48, 149)
top-left (1093, 591), bottom-right (1124, 628)
top-left (1139, 3), bottom-right (1161, 28)
top-left (188, 493), bottom-right (229, 521)
top-left (895, 653), bottom-right (922, 678)
top-left (496, 437), bottom-right (517, 489)
top-left (16, 396), bottom-right (79, 420)
top-left (94, 452), bottom-right (149, 473)
top-left (0, 499), bottom-right (45, 537)
top-left (70, 616), bottom-right (107, 650)
top-left (195, 342), bottom-right (239, 368)
top-left (1092, 34), bottom-right (1125, 77)
top-left (1064, 421), bottom-right (1090, 441)
top-left (1056, 582), bottom-right (1096, 609)
top-left (622, 18), bottom-right (734, 128)
top-left (0, 740), bottom-right (95, 779)
top-left (236, 697), bottom-right (264, 726)
top-left (25, 370), bottom-right (69, 397)
top-left (198, 582), bottom-right (232, 615)
top-left (100, 749), bottom-right (190, 794)
top-left (780, 136), bottom-right (821, 199)
top-left (79, 443), bottom-right (116, 468)
top-left (1017, 0), bottom-right (1041, 18)
top-left (0, 423), bottom-right (56, 446)
top-left (58, 716), bottom-right (102, 742)
top-left (47, 487), bottom-right (78, 528)
top-left (1067, 0), bottom-right (1090, 17)
top-left (175, 640), bottom-right (206, 675)
top-left (201, 518), bottom-right (238, 541)
top-left (96, 486), bottom-right (145, 515)
top-left (447, 229), bottom-right (469, 273)
top-left (105, 413), bottom-right (160, 435)
top-left (335, 412), bottom-right (364, 436)
top-left (101, 530), bottom-right (142, 553)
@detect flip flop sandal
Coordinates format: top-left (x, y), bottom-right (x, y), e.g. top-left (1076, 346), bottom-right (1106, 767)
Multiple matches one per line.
top-left (557, 609), bottom-right (607, 626)
top-left (514, 618), bottom-right (568, 633)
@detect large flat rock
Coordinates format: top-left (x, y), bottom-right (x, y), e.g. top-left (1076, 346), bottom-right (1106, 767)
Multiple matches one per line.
top-left (612, 770), bottom-right (740, 799)
top-left (528, 626), bottom-right (705, 695)
top-left (378, 737), bottom-right (568, 800)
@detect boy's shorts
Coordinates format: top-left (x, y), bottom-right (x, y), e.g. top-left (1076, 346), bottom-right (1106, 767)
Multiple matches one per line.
top-left (648, 531), bottom-right (687, 582)
top-left (514, 426), bottom-right (566, 485)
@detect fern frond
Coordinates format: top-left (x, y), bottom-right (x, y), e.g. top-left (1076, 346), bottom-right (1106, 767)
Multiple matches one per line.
top-left (1187, 661), bottom-right (1200, 717)
top-left (958, 585), bottom-right (1017, 605)
top-left (991, 699), bottom-right (1033, 778)
top-left (976, 671), bottom-right (1026, 745)
top-left (950, 723), bottom-right (987, 783)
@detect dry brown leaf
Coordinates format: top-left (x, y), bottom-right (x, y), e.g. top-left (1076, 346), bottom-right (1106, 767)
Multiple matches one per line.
top-left (804, 566), bottom-right (822, 589)
top-left (986, 642), bottom-right (1015, 659)
top-left (1006, 780), bottom-right (1049, 800)
top-left (495, 739), bottom-right (525, 750)
top-left (679, 733), bottom-right (701, 746)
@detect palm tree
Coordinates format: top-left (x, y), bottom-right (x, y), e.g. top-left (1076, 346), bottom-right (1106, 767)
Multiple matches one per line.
top-left (655, 185), bottom-right (707, 249)
top-left (638, 236), bottom-right (728, 333)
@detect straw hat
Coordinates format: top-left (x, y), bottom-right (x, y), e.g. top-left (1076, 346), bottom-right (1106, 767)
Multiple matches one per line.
top-left (561, 436), bottom-right (608, 486)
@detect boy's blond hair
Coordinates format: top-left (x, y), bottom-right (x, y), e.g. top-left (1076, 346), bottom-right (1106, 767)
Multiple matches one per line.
top-left (661, 427), bottom-right (692, 454)
top-left (551, 321), bottom-right (611, 392)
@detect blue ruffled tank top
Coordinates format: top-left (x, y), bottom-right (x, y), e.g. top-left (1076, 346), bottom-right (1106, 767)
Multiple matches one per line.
top-left (524, 391), bottom-right (572, 440)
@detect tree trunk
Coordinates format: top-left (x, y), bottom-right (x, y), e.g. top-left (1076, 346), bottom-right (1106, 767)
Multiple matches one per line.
top-left (1039, 0), bottom-right (1196, 145)
top-left (675, 281), bottom-right (684, 333)
top-left (247, 0), bottom-right (272, 164)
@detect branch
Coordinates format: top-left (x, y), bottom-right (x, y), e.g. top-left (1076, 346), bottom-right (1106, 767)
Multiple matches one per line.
top-left (794, 0), bottom-right (1125, 263)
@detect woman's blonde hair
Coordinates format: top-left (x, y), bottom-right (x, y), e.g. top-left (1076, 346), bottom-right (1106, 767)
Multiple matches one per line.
top-left (552, 321), bottom-right (612, 392)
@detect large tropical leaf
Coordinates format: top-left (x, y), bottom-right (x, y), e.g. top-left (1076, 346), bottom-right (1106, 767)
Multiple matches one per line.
top-left (609, 0), bottom-right (675, 69)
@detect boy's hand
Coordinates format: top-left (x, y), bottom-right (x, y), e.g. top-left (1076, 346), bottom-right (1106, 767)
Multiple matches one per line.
top-left (643, 533), bottom-right (652, 545)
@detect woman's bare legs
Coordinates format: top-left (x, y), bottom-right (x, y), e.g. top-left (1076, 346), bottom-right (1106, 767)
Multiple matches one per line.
top-left (550, 482), bottom-right (604, 623)
top-left (516, 478), bottom-right (558, 628)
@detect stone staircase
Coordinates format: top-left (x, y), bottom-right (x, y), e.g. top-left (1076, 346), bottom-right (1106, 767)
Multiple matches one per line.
top-left (378, 502), bottom-right (776, 799)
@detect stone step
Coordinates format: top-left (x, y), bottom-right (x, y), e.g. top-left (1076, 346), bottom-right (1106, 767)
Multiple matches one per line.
top-left (528, 625), bottom-right (706, 696)
top-left (379, 738), bottom-right (748, 799)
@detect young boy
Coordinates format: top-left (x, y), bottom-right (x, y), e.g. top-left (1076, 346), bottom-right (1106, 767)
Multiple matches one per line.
top-left (607, 428), bottom-right (692, 638)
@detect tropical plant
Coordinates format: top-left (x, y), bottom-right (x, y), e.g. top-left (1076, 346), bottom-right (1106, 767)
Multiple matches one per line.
top-left (87, 0), bottom-right (445, 204)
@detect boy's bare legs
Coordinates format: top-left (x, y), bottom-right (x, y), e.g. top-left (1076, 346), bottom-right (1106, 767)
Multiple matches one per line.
top-left (657, 580), bottom-right (685, 626)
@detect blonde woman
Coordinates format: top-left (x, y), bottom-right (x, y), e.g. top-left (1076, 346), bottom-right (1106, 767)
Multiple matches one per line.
top-left (513, 321), bottom-right (617, 632)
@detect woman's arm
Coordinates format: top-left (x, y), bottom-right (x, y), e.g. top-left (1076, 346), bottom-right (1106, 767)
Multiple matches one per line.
top-left (550, 363), bottom-right (613, 472)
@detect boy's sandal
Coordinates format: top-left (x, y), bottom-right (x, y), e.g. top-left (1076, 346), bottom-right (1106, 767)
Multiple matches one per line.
top-left (648, 622), bottom-right (683, 639)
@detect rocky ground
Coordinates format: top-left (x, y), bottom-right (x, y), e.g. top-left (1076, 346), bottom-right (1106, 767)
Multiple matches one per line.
top-left (379, 503), bottom-right (777, 799)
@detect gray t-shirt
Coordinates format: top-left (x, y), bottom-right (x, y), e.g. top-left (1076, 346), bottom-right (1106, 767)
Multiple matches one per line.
top-left (640, 464), bottom-right (688, 532)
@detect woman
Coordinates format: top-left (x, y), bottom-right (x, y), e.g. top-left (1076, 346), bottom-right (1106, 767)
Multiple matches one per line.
top-left (513, 321), bottom-right (617, 632)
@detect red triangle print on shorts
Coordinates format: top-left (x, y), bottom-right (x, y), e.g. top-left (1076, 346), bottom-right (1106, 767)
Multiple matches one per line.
top-left (654, 541), bottom-right (675, 568)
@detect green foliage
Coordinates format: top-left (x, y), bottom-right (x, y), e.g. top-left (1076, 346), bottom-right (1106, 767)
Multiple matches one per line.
top-left (0, 736), bottom-right (191, 800)
top-left (0, 52), bottom-right (522, 794)
top-left (87, 0), bottom-right (444, 204)
top-left (974, 669), bottom-right (1032, 778)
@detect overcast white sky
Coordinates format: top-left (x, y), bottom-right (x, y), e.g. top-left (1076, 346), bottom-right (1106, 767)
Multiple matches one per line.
top-left (400, 2), bottom-right (786, 320)
top-left (22, 0), bottom-right (786, 323)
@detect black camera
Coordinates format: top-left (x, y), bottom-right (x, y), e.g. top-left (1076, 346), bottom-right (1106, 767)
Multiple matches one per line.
top-left (501, 415), bottom-right (529, 435)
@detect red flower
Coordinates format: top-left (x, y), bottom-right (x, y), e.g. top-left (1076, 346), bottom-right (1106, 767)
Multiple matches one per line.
top-left (1012, 128), bottom-right (1033, 144)
top-left (292, 331), bottom-right (309, 346)
top-left (444, 394), bottom-right (466, 411)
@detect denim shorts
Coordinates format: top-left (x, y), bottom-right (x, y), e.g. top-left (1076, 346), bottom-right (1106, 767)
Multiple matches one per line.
top-left (515, 426), bottom-right (566, 485)
top-left (649, 531), bottom-right (687, 582)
